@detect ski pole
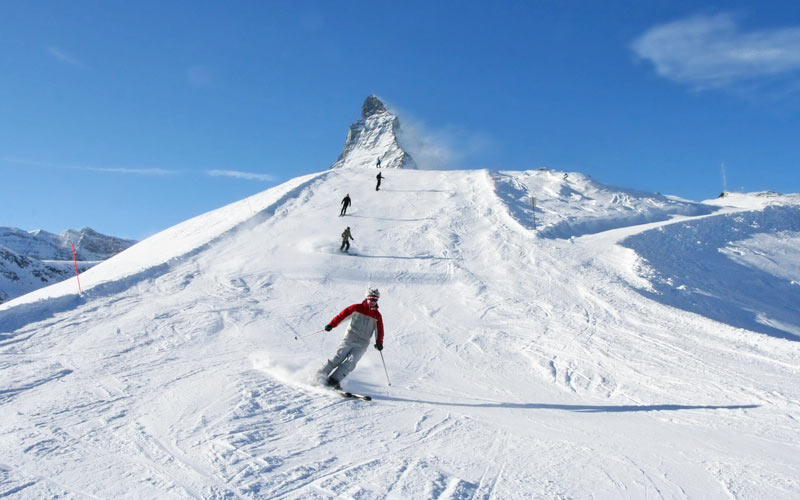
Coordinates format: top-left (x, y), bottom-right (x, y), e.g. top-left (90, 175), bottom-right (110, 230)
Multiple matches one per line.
top-left (295, 329), bottom-right (324, 340)
top-left (379, 351), bottom-right (392, 386)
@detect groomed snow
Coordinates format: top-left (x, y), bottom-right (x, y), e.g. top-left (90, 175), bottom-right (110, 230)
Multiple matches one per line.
top-left (1, 169), bottom-right (799, 499)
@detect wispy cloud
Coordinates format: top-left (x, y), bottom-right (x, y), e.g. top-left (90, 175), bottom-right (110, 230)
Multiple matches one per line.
top-left (83, 167), bottom-right (177, 175)
top-left (3, 158), bottom-right (178, 175)
top-left (386, 103), bottom-right (496, 170)
top-left (4, 159), bottom-right (275, 182)
top-left (631, 13), bottom-right (800, 91)
top-left (206, 170), bottom-right (275, 182)
top-left (47, 46), bottom-right (85, 68)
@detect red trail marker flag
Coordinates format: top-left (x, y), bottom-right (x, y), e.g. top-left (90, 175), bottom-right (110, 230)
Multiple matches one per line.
top-left (72, 243), bottom-right (82, 293)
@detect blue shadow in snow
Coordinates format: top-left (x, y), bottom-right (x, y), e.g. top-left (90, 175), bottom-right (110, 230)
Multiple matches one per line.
top-left (345, 214), bottom-right (434, 222)
top-left (352, 254), bottom-right (452, 261)
top-left (379, 189), bottom-right (453, 193)
top-left (621, 205), bottom-right (800, 341)
top-left (371, 395), bottom-right (759, 413)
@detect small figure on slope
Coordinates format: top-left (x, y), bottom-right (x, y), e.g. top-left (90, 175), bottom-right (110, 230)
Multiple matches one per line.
top-left (340, 226), bottom-right (354, 253)
top-left (340, 193), bottom-right (351, 217)
top-left (376, 172), bottom-right (383, 191)
top-left (318, 288), bottom-right (384, 390)
top-left (376, 157), bottom-right (382, 168)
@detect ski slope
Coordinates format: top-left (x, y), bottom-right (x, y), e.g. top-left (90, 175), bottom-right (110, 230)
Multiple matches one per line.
top-left (1, 168), bottom-right (799, 499)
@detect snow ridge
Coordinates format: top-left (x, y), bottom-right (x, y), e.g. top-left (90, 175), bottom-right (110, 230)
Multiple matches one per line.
top-left (493, 169), bottom-right (715, 238)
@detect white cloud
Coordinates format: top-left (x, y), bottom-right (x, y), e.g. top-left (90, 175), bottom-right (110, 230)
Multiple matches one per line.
top-left (631, 13), bottom-right (800, 90)
top-left (207, 170), bottom-right (275, 182)
top-left (47, 46), bottom-right (85, 68)
top-left (4, 159), bottom-right (273, 181)
top-left (85, 167), bottom-right (176, 175)
top-left (3, 158), bottom-right (177, 175)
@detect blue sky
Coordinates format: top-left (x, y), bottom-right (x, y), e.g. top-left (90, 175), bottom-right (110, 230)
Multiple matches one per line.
top-left (2, 1), bottom-right (800, 240)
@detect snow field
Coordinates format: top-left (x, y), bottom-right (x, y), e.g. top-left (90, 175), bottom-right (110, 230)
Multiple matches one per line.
top-left (1, 168), bottom-right (799, 499)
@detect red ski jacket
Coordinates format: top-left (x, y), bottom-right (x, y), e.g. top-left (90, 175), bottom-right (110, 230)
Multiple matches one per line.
top-left (329, 300), bottom-right (384, 345)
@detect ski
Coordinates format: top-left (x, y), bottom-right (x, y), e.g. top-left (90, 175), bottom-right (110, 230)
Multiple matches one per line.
top-left (338, 390), bottom-right (372, 401)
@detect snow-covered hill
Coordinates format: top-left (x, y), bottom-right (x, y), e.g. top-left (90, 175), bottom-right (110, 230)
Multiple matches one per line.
top-left (1, 168), bottom-right (799, 499)
top-left (0, 227), bottom-right (136, 304)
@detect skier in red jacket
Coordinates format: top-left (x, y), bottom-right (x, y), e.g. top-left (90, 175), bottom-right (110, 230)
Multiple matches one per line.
top-left (318, 288), bottom-right (384, 390)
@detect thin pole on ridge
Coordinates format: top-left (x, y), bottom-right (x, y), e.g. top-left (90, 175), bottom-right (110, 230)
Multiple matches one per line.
top-left (71, 243), bottom-right (82, 294)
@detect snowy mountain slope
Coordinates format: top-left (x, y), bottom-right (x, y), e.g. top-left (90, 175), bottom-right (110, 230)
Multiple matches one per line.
top-left (622, 205), bottom-right (800, 339)
top-left (1, 169), bottom-right (799, 499)
top-left (0, 172), bottom-right (324, 327)
top-left (493, 169), bottom-right (715, 238)
top-left (0, 227), bottom-right (135, 305)
top-left (0, 244), bottom-right (95, 304)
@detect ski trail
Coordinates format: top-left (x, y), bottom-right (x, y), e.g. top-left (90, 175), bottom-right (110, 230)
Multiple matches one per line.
top-left (472, 429), bottom-right (508, 500)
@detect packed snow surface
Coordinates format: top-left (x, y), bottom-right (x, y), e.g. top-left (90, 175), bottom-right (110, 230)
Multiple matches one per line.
top-left (1, 169), bottom-right (799, 499)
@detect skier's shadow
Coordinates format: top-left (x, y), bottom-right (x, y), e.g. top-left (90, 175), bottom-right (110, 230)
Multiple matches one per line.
top-left (355, 254), bottom-right (453, 261)
top-left (370, 395), bottom-right (759, 413)
top-left (346, 214), bottom-right (434, 222)
top-left (379, 189), bottom-right (454, 194)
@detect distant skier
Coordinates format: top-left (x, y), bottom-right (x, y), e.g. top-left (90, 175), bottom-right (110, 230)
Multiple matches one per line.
top-left (340, 226), bottom-right (354, 252)
top-left (376, 157), bottom-right (382, 168)
top-left (340, 193), bottom-right (351, 216)
top-left (376, 172), bottom-right (383, 191)
top-left (318, 288), bottom-right (385, 390)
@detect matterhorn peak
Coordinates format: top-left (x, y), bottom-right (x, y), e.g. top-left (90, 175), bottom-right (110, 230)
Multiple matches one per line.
top-left (330, 95), bottom-right (417, 170)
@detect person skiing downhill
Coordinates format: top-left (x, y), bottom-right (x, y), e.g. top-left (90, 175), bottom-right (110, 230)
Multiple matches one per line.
top-left (340, 193), bottom-right (351, 216)
top-left (340, 226), bottom-right (354, 252)
top-left (318, 288), bottom-right (384, 390)
top-left (375, 172), bottom-right (383, 191)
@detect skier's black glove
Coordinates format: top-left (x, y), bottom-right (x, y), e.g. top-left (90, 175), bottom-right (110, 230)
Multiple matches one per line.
top-left (325, 324), bottom-right (333, 332)
top-left (374, 343), bottom-right (383, 351)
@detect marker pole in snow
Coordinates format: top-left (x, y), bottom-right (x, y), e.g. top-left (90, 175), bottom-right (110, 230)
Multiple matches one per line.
top-left (71, 243), bottom-right (82, 293)
top-left (379, 351), bottom-right (391, 386)
top-left (295, 329), bottom-right (324, 340)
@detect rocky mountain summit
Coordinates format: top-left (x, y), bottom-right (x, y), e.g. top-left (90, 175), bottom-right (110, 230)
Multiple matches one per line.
top-left (330, 95), bottom-right (417, 170)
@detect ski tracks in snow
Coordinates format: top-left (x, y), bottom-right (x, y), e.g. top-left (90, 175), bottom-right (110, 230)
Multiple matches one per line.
top-left (205, 375), bottom-right (490, 499)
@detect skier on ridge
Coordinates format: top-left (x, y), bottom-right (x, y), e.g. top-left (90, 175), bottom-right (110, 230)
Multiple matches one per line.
top-left (340, 193), bottom-right (351, 216)
top-left (318, 288), bottom-right (384, 390)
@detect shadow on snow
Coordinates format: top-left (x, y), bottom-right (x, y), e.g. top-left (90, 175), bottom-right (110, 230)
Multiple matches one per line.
top-left (622, 205), bottom-right (800, 341)
top-left (345, 214), bottom-right (435, 223)
top-left (372, 395), bottom-right (760, 413)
